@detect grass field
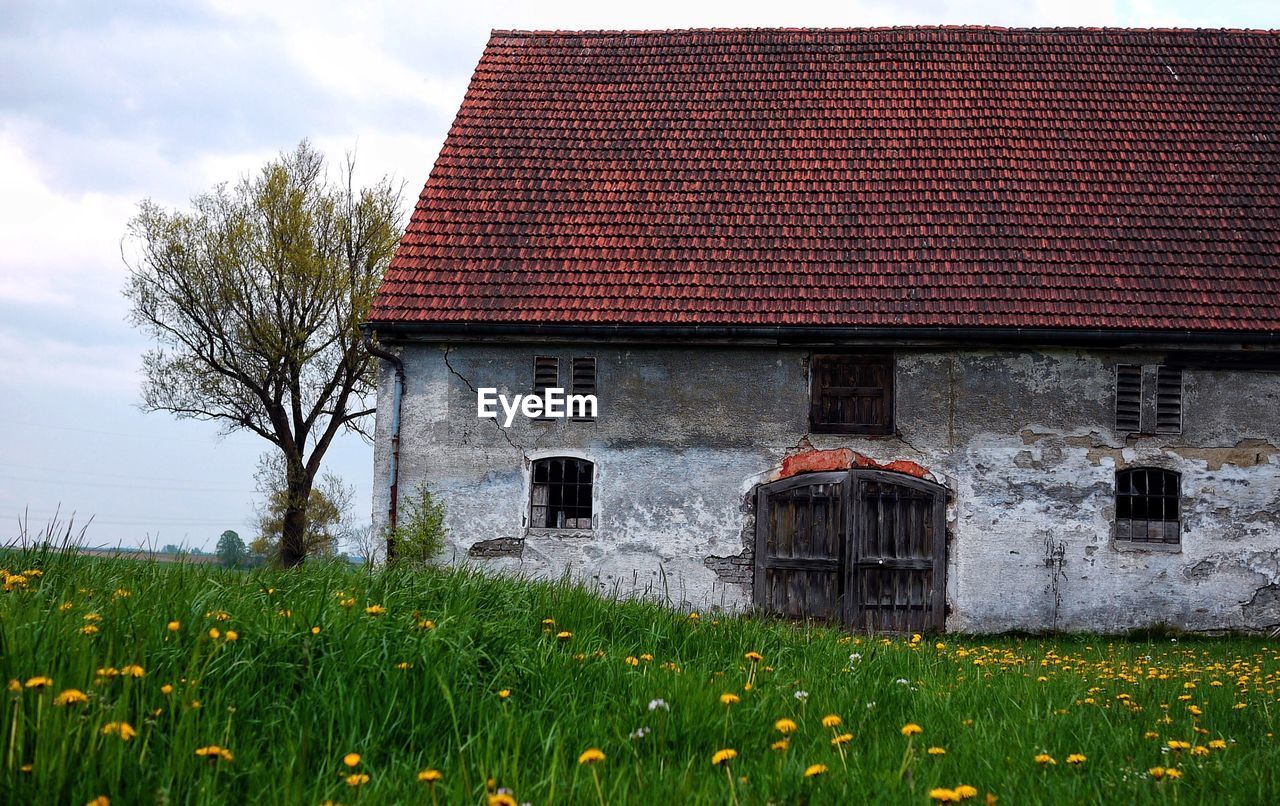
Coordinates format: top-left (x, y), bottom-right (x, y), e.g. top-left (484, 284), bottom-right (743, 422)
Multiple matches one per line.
top-left (2, 547), bottom-right (1278, 805)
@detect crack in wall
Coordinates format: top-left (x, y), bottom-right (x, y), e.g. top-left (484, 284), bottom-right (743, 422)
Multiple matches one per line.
top-left (442, 346), bottom-right (527, 459)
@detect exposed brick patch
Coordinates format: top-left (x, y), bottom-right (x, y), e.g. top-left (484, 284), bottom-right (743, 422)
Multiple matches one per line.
top-left (705, 552), bottom-right (753, 586)
top-left (774, 448), bottom-right (931, 481)
top-left (468, 537), bottom-right (525, 558)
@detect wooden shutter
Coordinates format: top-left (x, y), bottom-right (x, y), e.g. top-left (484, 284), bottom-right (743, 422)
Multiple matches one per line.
top-left (533, 356), bottom-right (558, 392)
top-left (1115, 364), bottom-right (1142, 433)
top-left (571, 357), bottom-right (596, 421)
top-left (809, 354), bottom-right (893, 435)
top-left (1155, 366), bottom-right (1183, 434)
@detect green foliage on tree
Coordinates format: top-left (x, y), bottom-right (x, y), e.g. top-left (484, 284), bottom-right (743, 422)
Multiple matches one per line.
top-left (249, 453), bottom-right (353, 563)
top-left (123, 141), bottom-right (403, 567)
top-left (389, 483), bottom-right (447, 566)
top-left (216, 530), bottom-right (247, 568)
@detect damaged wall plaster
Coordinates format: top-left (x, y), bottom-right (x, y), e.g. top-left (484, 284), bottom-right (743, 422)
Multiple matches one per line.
top-left (372, 344), bottom-right (1280, 632)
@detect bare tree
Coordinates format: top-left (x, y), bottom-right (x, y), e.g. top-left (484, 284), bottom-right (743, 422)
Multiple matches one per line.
top-left (124, 141), bottom-right (402, 566)
top-left (345, 523), bottom-right (386, 567)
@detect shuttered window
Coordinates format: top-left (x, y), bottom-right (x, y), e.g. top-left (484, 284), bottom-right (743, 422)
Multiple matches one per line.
top-left (1155, 366), bottom-right (1183, 434)
top-left (809, 354), bottom-right (894, 435)
top-left (571, 357), bottom-right (596, 421)
top-left (530, 457), bottom-right (593, 530)
top-left (533, 356), bottom-right (558, 393)
top-left (1115, 468), bottom-right (1180, 545)
top-left (1115, 364), bottom-right (1142, 433)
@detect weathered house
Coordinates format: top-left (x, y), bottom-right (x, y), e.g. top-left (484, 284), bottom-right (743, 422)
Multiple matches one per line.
top-left (364, 27), bottom-right (1280, 633)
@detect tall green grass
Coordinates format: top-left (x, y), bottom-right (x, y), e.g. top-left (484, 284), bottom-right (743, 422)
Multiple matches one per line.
top-left (1, 546), bottom-right (1277, 804)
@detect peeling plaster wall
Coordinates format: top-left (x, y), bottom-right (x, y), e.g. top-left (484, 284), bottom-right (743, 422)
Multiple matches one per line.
top-left (372, 344), bottom-right (1280, 632)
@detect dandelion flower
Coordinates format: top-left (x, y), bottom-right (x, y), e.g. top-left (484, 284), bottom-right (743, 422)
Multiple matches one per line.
top-left (1208, 739), bottom-right (1227, 750)
top-left (195, 745), bottom-right (233, 762)
top-left (80, 625), bottom-right (99, 635)
top-left (225, 631), bottom-right (238, 642)
top-left (498, 689), bottom-right (511, 699)
top-left (1190, 746), bottom-right (1209, 757)
top-left (927, 746), bottom-right (947, 755)
top-left (1165, 768), bottom-right (1183, 779)
top-left (54, 689), bottom-right (88, 706)
top-left (365, 605), bottom-right (385, 616)
top-left (901, 723), bottom-right (923, 736)
top-left (1166, 740), bottom-right (1191, 751)
top-left (556, 631), bottom-right (572, 641)
top-left (774, 718), bottom-right (797, 734)
top-left (711, 748), bottom-right (737, 765)
top-left (161, 684), bottom-right (173, 695)
top-left (720, 693), bottom-right (740, 705)
top-left (311, 626), bottom-right (321, 635)
top-left (102, 722), bottom-right (136, 741)
top-left (804, 764), bottom-right (827, 777)
top-left (167, 621), bottom-right (180, 632)
top-left (577, 748), bottom-right (606, 765)
top-left (86, 797), bottom-right (110, 806)
top-left (1034, 753), bottom-right (1056, 766)
top-left (120, 665), bottom-right (145, 678)
top-left (1066, 754), bottom-right (1086, 765)
top-left (488, 794), bottom-right (517, 806)
top-left (418, 768), bottom-right (443, 783)
top-left (830, 733), bottom-right (853, 746)
top-left (931, 789), bottom-right (961, 802)
top-left (821, 714), bottom-right (842, 728)
top-left (24, 676), bottom-right (53, 690)
top-left (771, 739), bottom-right (790, 752)
top-left (744, 651), bottom-right (763, 662)
top-left (956, 785), bottom-right (979, 800)
top-left (346, 773), bottom-right (370, 787)
top-left (208, 628), bottom-right (220, 640)
top-left (344, 753), bottom-right (361, 768)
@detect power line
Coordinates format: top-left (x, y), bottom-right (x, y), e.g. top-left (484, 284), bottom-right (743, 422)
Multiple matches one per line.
top-left (0, 472), bottom-right (255, 494)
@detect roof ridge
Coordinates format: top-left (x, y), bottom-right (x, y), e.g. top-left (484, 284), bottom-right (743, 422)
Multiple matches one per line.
top-left (489, 25), bottom-right (1280, 38)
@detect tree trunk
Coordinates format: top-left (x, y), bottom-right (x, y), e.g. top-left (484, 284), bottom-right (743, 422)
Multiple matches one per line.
top-left (280, 460), bottom-right (313, 568)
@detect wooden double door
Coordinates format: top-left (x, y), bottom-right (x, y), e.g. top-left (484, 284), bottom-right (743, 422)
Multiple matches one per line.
top-left (753, 470), bottom-right (947, 633)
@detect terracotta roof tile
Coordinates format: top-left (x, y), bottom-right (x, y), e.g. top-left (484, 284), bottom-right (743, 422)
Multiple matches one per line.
top-left (371, 27), bottom-right (1280, 333)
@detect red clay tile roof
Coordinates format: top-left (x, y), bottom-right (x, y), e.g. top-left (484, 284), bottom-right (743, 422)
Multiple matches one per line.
top-left (371, 27), bottom-right (1280, 334)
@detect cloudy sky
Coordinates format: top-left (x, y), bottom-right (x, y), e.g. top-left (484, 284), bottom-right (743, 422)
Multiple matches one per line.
top-left (2, 0), bottom-right (1277, 552)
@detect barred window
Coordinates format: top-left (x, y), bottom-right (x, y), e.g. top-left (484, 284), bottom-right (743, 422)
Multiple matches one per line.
top-left (809, 354), bottom-right (893, 435)
top-left (1115, 468), bottom-right (1180, 545)
top-left (530, 457), bottom-right (593, 530)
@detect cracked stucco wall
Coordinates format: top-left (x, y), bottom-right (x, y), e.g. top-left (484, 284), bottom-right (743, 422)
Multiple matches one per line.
top-left (372, 343), bottom-right (1280, 632)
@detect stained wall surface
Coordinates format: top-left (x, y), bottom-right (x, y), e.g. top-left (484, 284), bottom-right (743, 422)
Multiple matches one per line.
top-left (372, 343), bottom-right (1280, 632)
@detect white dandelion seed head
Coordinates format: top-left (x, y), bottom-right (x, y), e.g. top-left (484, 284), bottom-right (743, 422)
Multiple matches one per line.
top-left (647, 698), bottom-right (669, 711)
top-left (794, 690), bottom-right (809, 701)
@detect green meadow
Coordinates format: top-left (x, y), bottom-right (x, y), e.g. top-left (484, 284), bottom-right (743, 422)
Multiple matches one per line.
top-left (2, 548), bottom-right (1277, 805)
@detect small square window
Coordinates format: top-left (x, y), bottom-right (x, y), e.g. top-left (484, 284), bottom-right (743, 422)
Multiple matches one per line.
top-left (809, 354), bottom-right (894, 435)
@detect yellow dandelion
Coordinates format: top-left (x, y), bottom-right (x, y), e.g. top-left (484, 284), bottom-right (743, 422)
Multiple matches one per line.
top-left (120, 665), bottom-right (145, 678)
top-left (395, 662), bottom-right (412, 670)
top-left (1165, 768), bottom-right (1183, 779)
top-left (771, 739), bottom-right (790, 752)
top-left (1166, 740), bottom-right (1191, 751)
top-left (1066, 754), bottom-right (1086, 765)
top-left (927, 746), bottom-right (947, 755)
top-left (803, 763), bottom-right (827, 777)
top-left (687, 612), bottom-right (700, 620)
top-left (901, 723), bottom-right (923, 736)
top-left (86, 797), bottom-right (110, 806)
top-left (1208, 739), bottom-right (1227, 750)
top-left (416, 620), bottom-right (434, 630)
top-left (344, 753), bottom-right (361, 768)
top-left (102, 722), bottom-right (136, 741)
top-left (498, 689), bottom-right (511, 699)
top-left (624, 656), bottom-right (640, 666)
top-left (24, 676), bottom-right (53, 690)
top-left (161, 684), bottom-right (173, 695)
top-left (346, 773), bottom-right (370, 787)
top-left (1034, 753), bottom-right (1056, 766)
top-left (195, 744), bottom-right (233, 762)
top-left (365, 604), bottom-right (385, 616)
top-left (821, 714), bottom-right (842, 728)
top-left (83, 613), bottom-right (102, 622)
top-left (58, 602), bottom-right (73, 612)
top-left (167, 621), bottom-right (180, 632)
top-left (577, 748), bottom-right (606, 764)
top-left (830, 733), bottom-right (853, 746)
top-left (54, 689), bottom-right (88, 706)
top-left (720, 693), bottom-right (740, 705)
top-left (1190, 746), bottom-right (1210, 757)
top-left (556, 631), bottom-right (572, 641)
top-left (488, 794), bottom-right (517, 806)
top-left (418, 768), bottom-right (443, 783)
top-left (225, 630), bottom-right (238, 642)
top-left (745, 651), bottom-right (763, 662)
top-left (956, 785), bottom-right (979, 800)
top-left (711, 748), bottom-right (737, 765)
top-left (80, 625), bottom-right (99, 635)
top-left (931, 789), bottom-right (961, 803)
top-left (774, 718), bottom-right (797, 734)
top-left (311, 626), bottom-right (321, 635)
top-left (208, 628), bottom-right (220, 640)
top-left (6, 679), bottom-right (20, 692)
